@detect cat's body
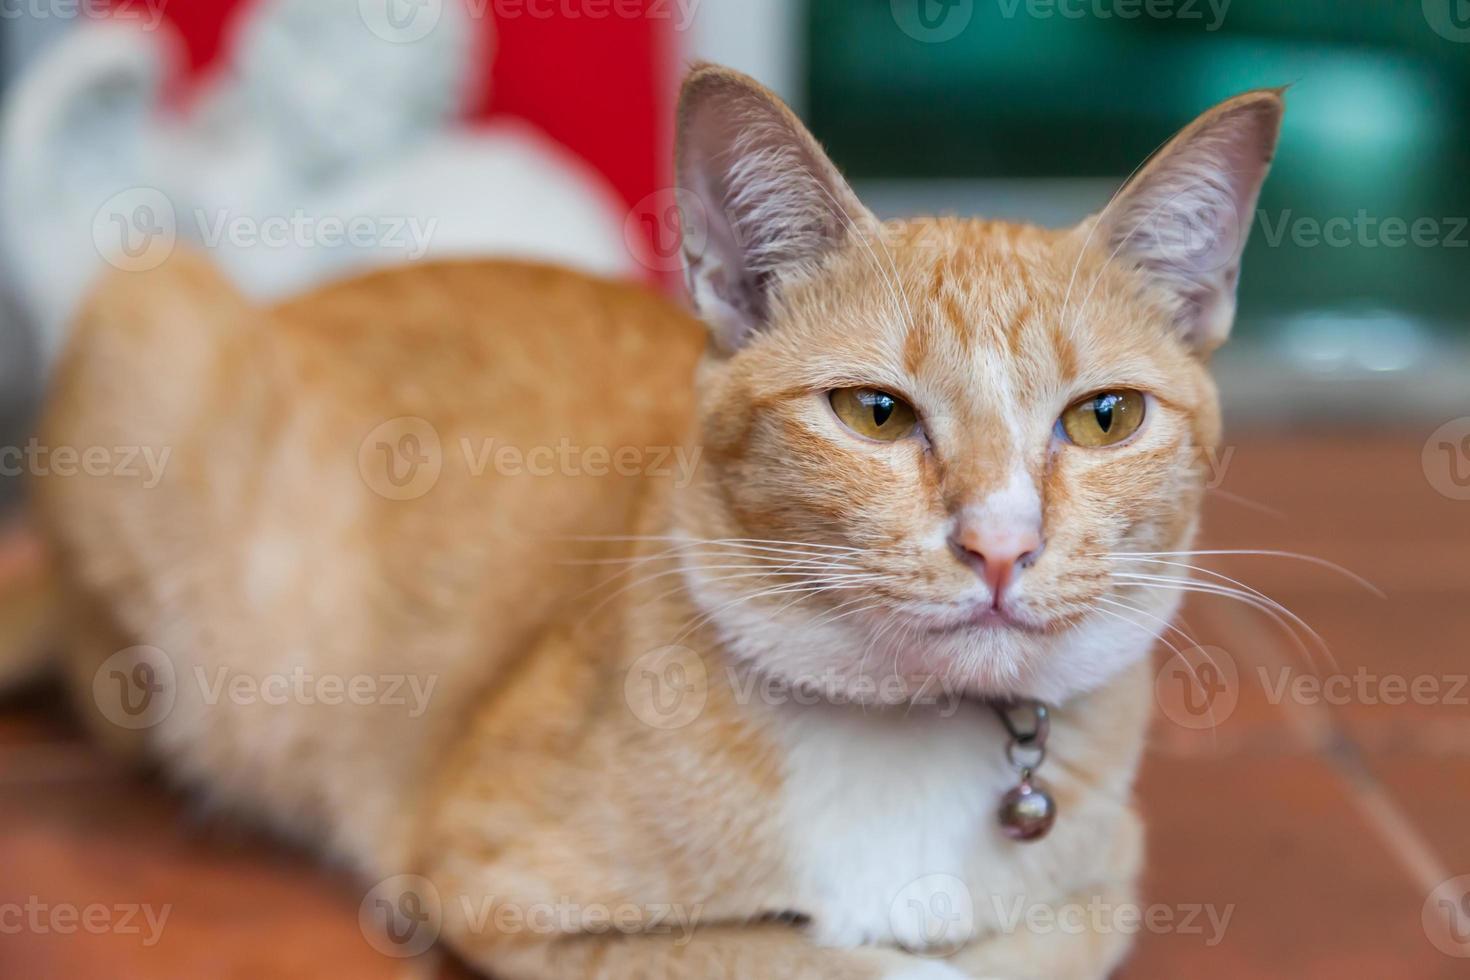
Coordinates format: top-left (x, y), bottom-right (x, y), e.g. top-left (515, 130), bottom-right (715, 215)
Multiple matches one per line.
top-left (40, 257), bottom-right (704, 870)
top-left (27, 67), bottom-right (1283, 978)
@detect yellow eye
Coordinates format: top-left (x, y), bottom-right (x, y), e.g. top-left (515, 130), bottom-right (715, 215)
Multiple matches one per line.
top-left (1059, 391), bottom-right (1146, 448)
top-left (830, 388), bottom-right (918, 442)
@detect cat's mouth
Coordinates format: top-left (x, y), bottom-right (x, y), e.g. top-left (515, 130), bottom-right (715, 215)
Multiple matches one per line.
top-left (957, 604), bottom-right (1040, 633)
top-left (901, 598), bottom-right (1054, 637)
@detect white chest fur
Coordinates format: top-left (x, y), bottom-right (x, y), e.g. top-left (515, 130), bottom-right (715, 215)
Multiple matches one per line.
top-left (766, 698), bottom-right (1026, 953)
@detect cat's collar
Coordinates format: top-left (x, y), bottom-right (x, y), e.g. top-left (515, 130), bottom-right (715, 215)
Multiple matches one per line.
top-left (989, 698), bottom-right (1057, 842)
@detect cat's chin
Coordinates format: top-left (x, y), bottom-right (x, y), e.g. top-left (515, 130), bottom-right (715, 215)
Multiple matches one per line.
top-left (705, 600), bottom-right (1157, 712)
top-left (688, 564), bottom-right (1175, 708)
top-left (916, 598), bottom-right (1171, 705)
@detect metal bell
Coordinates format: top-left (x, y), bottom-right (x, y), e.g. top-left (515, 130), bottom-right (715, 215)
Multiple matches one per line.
top-left (998, 774), bottom-right (1056, 842)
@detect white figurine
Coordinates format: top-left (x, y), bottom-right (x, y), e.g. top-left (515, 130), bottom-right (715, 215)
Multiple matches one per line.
top-left (1, 0), bottom-right (635, 367)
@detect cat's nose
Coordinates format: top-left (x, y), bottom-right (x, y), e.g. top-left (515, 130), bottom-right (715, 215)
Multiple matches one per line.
top-left (952, 523), bottom-right (1043, 600)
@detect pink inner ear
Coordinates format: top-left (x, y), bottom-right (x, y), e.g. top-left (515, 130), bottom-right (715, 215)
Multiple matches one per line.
top-left (675, 70), bottom-right (877, 350)
top-left (1100, 94), bottom-right (1283, 351)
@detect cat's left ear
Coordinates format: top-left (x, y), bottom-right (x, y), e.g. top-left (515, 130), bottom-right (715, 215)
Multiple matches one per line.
top-left (1088, 88), bottom-right (1285, 355)
top-left (676, 64), bottom-right (877, 352)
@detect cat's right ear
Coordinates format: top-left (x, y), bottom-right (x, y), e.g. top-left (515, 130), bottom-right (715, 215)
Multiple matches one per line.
top-left (676, 64), bottom-right (875, 352)
top-left (1087, 88), bottom-right (1285, 355)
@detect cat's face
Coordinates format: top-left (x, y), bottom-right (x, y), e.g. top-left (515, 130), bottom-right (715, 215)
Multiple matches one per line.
top-left (675, 67), bottom-right (1282, 705)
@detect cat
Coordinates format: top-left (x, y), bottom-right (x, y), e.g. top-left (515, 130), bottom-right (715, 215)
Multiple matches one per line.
top-left (20, 64), bottom-right (1282, 978)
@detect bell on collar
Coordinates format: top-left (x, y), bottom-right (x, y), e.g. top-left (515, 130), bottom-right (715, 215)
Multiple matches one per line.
top-left (993, 699), bottom-right (1057, 843)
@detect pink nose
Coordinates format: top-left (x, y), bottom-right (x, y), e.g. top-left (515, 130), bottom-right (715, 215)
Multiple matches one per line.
top-left (952, 523), bottom-right (1043, 600)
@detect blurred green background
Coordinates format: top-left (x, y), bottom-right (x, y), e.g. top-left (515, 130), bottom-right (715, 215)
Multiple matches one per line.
top-left (805, 0), bottom-right (1470, 382)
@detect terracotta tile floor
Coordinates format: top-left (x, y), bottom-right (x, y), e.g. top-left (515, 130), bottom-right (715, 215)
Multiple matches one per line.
top-left (2, 430), bottom-right (1467, 978)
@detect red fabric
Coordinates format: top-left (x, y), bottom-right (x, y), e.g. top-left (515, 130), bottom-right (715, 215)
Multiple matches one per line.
top-left (108, 0), bottom-right (673, 227)
top-left (484, 5), bottom-right (675, 220)
top-left (129, 0), bottom-right (233, 69)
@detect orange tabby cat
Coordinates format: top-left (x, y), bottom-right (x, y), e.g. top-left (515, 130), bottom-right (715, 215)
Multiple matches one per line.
top-left (22, 66), bottom-right (1281, 978)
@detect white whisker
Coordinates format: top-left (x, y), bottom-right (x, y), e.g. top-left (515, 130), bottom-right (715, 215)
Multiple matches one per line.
top-left (1101, 549), bottom-right (1381, 596)
top-left (1091, 602), bottom-right (1222, 741)
top-left (1110, 572), bottom-right (1333, 674)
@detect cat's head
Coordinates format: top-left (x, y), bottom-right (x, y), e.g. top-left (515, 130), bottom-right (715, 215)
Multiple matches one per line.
top-left (673, 65), bottom-right (1282, 706)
